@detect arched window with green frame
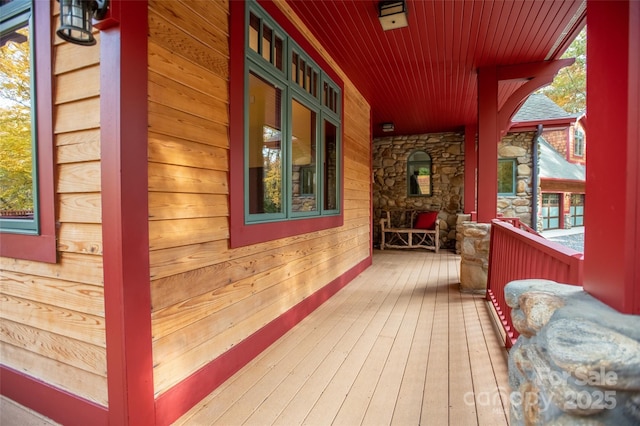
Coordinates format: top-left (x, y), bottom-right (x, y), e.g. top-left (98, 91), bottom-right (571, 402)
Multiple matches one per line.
top-left (407, 150), bottom-right (432, 196)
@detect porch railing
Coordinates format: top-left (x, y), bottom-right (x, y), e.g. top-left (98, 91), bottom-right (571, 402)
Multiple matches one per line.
top-left (495, 216), bottom-right (542, 237)
top-left (486, 219), bottom-right (584, 348)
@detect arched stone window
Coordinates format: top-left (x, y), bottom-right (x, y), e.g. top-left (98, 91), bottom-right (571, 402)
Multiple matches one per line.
top-left (407, 150), bottom-right (432, 196)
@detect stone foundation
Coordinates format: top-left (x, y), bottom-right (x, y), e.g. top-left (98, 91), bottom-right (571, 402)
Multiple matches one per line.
top-left (459, 222), bottom-right (490, 291)
top-left (497, 132), bottom-right (535, 227)
top-left (506, 279), bottom-right (640, 426)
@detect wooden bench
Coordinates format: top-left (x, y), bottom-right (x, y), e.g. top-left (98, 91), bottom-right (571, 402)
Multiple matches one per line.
top-left (380, 209), bottom-right (440, 252)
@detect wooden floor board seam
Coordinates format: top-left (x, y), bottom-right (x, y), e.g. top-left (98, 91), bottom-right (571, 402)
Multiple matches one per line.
top-left (170, 251), bottom-right (509, 426)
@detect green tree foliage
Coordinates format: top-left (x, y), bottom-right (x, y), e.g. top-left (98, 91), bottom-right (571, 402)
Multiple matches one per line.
top-left (541, 27), bottom-right (586, 114)
top-left (0, 26), bottom-right (33, 212)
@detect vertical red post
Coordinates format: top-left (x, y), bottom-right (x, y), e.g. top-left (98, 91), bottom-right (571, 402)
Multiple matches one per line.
top-left (464, 124), bottom-right (477, 214)
top-left (584, 0), bottom-right (640, 314)
top-left (101, 0), bottom-right (156, 423)
top-left (477, 66), bottom-right (499, 223)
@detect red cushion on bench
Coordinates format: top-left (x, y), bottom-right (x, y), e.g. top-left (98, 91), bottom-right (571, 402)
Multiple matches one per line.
top-left (414, 211), bottom-right (438, 230)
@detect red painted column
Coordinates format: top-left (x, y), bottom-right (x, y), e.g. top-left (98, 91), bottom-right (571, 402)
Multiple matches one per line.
top-left (464, 124), bottom-right (477, 214)
top-left (477, 66), bottom-right (499, 223)
top-left (100, 0), bottom-right (156, 424)
top-left (584, 0), bottom-right (639, 314)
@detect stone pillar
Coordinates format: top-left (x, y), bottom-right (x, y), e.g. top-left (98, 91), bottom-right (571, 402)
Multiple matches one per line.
top-left (506, 279), bottom-right (640, 425)
top-left (459, 222), bottom-right (490, 291)
top-left (455, 213), bottom-right (472, 254)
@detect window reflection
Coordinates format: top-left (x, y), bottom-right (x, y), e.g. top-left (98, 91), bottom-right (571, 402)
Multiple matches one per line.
top-left (248, 72), bottom-right (282, 214)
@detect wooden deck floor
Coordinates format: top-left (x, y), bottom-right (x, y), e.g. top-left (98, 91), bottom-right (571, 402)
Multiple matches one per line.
top-left (175, 250), bottom-right (510, 426)
top-left (2, 250), bottom-right (510, 426)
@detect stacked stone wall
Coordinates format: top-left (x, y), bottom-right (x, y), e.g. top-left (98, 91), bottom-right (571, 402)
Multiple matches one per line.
top-left (506, 279), bottom-right (640, 426)
top-left (498, 131), bottom-right (535, 227)
top-left (373, 133), bottom-right (464, 249)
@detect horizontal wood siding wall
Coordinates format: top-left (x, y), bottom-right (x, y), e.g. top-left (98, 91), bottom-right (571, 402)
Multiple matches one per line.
top-left (148, 0), bottom-right (371, 396)
top-left (0, 4), bottom-right (107, 406)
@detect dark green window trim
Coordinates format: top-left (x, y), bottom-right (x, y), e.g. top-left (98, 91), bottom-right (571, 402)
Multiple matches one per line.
top-left (407, 150), bottom-right (432, 196)
top-left (498, 158), bottom-right (517, 196)
top-left (574, 129), bottom-right (585, 157)
top-left (245, 0), bottom-right (341, 224)
top-left (0, 0), bottom-right (39, 234)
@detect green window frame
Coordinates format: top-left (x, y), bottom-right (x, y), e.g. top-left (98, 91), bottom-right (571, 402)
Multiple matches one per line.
top-left (570, 193), bottom-right (585, 227)
top-left (574, 129), bottom-right (584, 157)
top-left (407, 150), bottom-right (432, 196)
top-left (498, 159), bottom-right (517, 196)
top-left (0, 0), bottom-right (38, 234)
top-left (245, 1), bottom-right (341, 224)
top-left (542, 193), bottom-right (561, 230)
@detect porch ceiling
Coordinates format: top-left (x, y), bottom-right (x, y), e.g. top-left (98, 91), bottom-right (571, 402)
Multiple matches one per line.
top-left (286, 0), bottom-right (586, 137)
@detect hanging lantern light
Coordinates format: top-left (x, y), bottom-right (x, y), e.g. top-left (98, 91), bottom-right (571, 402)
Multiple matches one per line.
top-left (57, 0), bottom-right (109, 46)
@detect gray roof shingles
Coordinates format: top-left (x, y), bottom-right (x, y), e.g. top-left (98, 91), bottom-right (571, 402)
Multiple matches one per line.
top-left (512, 93), bottom-right (574, 122)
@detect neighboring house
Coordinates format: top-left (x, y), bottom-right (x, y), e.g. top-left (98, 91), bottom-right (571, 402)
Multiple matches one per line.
top-left (499, 93), bottom-right (586, 230)
top-left (538, 136), bottom-right (586, 230)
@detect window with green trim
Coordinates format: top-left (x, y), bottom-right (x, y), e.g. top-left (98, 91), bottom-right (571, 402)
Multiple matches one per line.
top-left (0, 0), bottom-right (38, 234)
top-left (407, 150), bottom-right (432, 196)
top-left (245, 1), bottom-right (341, 223)
top-left (498, 159), bottom-right (516, 196)
top-left (574, 129), bottom-right (584, 157)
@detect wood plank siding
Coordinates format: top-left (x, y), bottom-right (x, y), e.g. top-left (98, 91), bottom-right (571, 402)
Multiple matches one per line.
top-left (2, 252), bottom-right (510, 426)
top-left (1, 0), bottom-right (371, 419)
top-left (147, 0), bottom-right (372, 397)
top-left (175, 251), bottom-right (510, 426)
top-left (0, 2), bottom-right (107, 407)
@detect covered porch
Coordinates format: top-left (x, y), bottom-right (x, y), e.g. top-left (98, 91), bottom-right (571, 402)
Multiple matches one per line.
top-left (175, 250), bottom-right (509, 425)
top-left (1, 0), bottom-right (638, 424)
top-left (3, 250), bottom-right (510, 426)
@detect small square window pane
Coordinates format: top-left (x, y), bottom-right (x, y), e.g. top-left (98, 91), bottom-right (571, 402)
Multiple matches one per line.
top-left (274, 36), bottom-right (283, 71)
top-left (262, 24), bottom-right (272, 62)
top-left (249, 13), bottom-right (260, 52)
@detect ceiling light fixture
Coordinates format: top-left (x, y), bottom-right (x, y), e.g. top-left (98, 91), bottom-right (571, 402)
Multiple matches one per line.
top-left (378, 1), bottom-right (408, 31)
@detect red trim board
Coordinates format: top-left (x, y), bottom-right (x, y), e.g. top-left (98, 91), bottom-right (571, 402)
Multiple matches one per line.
top-left (0, 366), bottom-right (108, 426)
top-left (99, 1), bottom-right (156, 424)
top-left (154, 256), bottom-right (372, 425)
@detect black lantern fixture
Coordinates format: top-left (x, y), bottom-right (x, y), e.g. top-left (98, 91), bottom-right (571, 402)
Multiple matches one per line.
top-left (57, 0), bottom-right (109, 46)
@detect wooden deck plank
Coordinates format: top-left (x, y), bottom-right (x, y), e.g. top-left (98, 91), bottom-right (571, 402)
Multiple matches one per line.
top-left (175, 265), bottom-right (380, 425)
top-left (218, 262), bottom-right (397, 426)
top-left (472, 296), bottom-right (511, 423)
top-left (421, 256), bottom-right (452, 425)
top-left (448, 286), bottom-right (480, 425)
top-left (0, 396), bottom-right (60, 426)
top-left (390, 253), bottom-right (438, 425)
top-left (3, 251), bottom-right (510, 426)
top-left (286, 254), bottom-right (417, 425)
top-left (331, 253), bottom-right (425, 426)
top-left (359, 254), bottom-right (433, 425)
